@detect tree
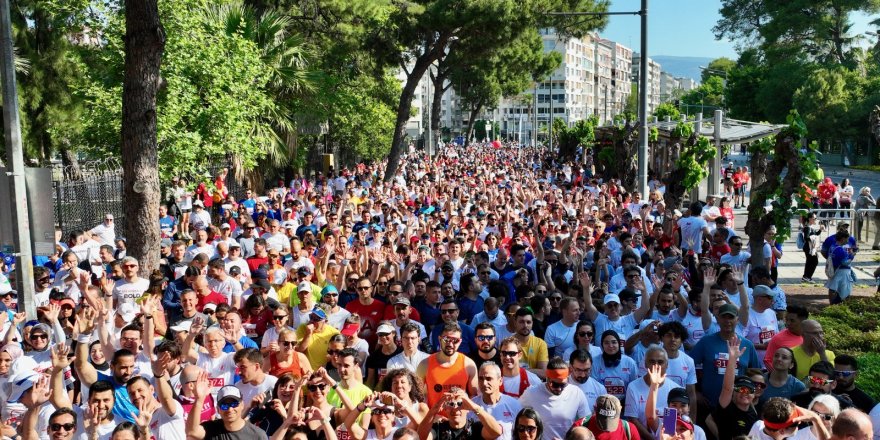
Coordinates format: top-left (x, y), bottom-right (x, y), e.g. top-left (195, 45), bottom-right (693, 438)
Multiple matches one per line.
top-left (121, 0), bottom-right (164, 275)
top-left (661, 122), bottom-right (716, 215)
top-left (743, 111), bottom-right (819, 269)
top-left (681, 76), bottom-right (725, 111)
top-left (552, 116), bottom-right (597, 161)
top-left (372, 0), bottom-right (609, 181)
top-left (652, 102), bottom-right (681, 122)
top-left (701, 57), bottom-right (735, 83)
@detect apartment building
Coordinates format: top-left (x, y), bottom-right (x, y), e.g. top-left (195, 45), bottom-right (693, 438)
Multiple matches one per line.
top-left (632, 52), bottom-right (662, 115)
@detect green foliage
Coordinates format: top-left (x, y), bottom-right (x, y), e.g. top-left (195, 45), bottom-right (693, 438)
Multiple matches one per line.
top-left (681, 76), bottom-right (725, 110)
top-left (652, 103), bottom-right (681, 122)
top-left (792, 67), bottom-right (868, 140)
top-left (815, 296), bottom-right (880, 400)
top-left (672, 122), bottom-right (716, 191)
top-left (78, 0), bottom-right (282, 180)
top-left (701, 57), bottom-right (735, 83)
top-left (553, 116), bottom-right (597, 160)
top-left (324, 74), bottom-right (398, 162)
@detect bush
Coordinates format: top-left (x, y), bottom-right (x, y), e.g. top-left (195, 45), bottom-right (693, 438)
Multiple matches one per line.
top-left (815, 297), bottom-right (880, 400)
top-left (856, 353), bottom-right (880, 401)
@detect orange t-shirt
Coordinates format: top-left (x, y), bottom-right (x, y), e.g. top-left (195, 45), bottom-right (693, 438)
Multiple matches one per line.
top-left (425, 354), bottom-right (469, 407)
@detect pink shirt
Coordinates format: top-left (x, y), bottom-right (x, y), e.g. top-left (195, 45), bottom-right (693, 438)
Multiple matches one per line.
top-left (763, 329), bottom-right (804, 370)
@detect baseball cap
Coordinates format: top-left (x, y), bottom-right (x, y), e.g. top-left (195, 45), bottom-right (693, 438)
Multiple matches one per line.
top-left (595, 395), bottom-right (622, 431)
top-left (116, 303), bottom-right (138, 323)
top-left (618, 289), bottom-right (640, 302)
top-left (273, 269), bottom-right (287, 284)
top-left (7, 369), bottom-right (39, 403)
top-left (297, 266), bottom-right (312, 276)
top-left (228, 266), bottom-right (242, 276)
top-left (160, 238), bottom-right (173, 248)
top-left (752, 285), bottom-right (775, 298)
top-left (734, 376), bottom-right (756, 392)
top-left (341, 323), bottom-right (360, 337)
top-left (228, 241), bottom-right (241, 249)
top-left (203, 303), bottom-right (217, 313)
top-left (668, 387), bottom-right (689, 405)
top-left (603, 294), bottom-right (621, 305)
top-left (297, 281), bottom-right (312, 293)
top-left (220, 223), bottom-right (231, 230)
top-left (170, 321), bottom-right (193, 333)
top-left (309, 307), bottom-right (327, 321)
top-left (718, 303), bottom-right (739, 317)
top-left (376, 323), bottom-right (395, 335)
top-left (253, 278), bottom-right (271, 291)
top-left (193, 200), bottom-right (204, 208)
top-left (394, 297), bottom-right (411, 307)
top-left (662, 256), bottom-right (682, 270)
top-left (217, 386), bottom-right (242, 403)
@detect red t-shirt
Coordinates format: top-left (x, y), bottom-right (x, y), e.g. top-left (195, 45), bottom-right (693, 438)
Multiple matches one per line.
top-left (345, 299), bottom-right (388, 345)
top-left (246, 256), bottom-right (269, 274)
top-left (582, 416), bottom-right (642, 440)
top-left (710, 244), bottom-right (731, 263)
top-left (198, 291), bottom-right (228, 310)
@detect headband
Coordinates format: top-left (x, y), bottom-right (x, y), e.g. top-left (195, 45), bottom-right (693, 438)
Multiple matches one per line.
top-left (546, 369), bottom-right (569, 381)
top-left (764, 407), bottom-right (801, 431)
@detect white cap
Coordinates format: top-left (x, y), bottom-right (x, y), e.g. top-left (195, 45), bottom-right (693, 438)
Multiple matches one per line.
top-left (170, 321), bottom-right (192, 333)
top-left (116, 303), bottom-right (138, 323)
top-left (217, 386), bottom-right (242, 402)
top-left (203, 303), bottom-right (217, 312)
top-left (220, 223), bottom-right (231, 229)
top-left (273, 269), bottom-right (287, 284)
top-left (297, 281), bottom-right (312, 293)
top-left (376, 323), bottom-right (395, 335)
top-left (603, 294), bottom-right (621, 305)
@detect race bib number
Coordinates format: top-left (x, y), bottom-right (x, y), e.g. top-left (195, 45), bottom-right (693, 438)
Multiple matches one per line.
top-left (759, 326), bottom-right (776, 344)
top-left (714, 353), bottom-right (740, 374)
top-left (603, 377), bottom-right (626, 397)
top-left (208, 377), bottom-right (225, 388)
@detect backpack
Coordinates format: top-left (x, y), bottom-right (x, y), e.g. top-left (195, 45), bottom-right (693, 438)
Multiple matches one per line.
top-left (796, 229), bottom-right (805, 250)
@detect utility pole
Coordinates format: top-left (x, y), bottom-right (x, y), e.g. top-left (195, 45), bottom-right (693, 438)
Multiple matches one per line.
top-left (426, 65), bottom-right (433, 157)
top-left (533, 83), bottom-right (538, 147)
top-left (549, 79), bottom-right (554, 151)
top-left (0, 0), bottom-right (36, 319)
top-left (637, 0), bottom-right (649, 196)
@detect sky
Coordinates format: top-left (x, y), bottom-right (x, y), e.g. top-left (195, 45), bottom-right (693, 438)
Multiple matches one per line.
top-left (599, 0), bottom-right (876, 59)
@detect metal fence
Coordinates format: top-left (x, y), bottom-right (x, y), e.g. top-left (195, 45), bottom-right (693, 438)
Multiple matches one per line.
top-left (52, 159), bottom-right (126, 239)
top-left (804, 208), bottom-right (880, 245)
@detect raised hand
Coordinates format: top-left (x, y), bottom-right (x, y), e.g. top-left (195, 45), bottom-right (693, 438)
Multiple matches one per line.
top-left (702, 266), bottom-right (717, 287)
top-left (152, 351), bottom-right (172, 377)
top-left (132, 398), bottom-right (158, 430)
top-left (51, 343), bottom-right (73, 370)
top-left (75, 307), bottom-right (97, 336)
top-left (12, 311), bottom-right (25, 326)
top-left (647, 364), bottom-right (666, 388)
top-left (727, 334), bottom-right (746, 360)
top-left (189, 316), bottom-right (205, 336)
top-left (194, 370), bottom-right (211, 399)
top-left (44, 303), bottom-right (61, 323)
top-left (31, 374), bottom-right (51, 406)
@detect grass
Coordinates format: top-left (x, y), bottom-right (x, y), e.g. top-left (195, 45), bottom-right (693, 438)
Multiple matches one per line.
top-left (816, 296), bottom-right (880, 399)
top-left (850, 165), bottom-right (880, 173)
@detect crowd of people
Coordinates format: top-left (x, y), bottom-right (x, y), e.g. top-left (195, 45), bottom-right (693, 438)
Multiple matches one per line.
top-left (1, 143), bottom-right (879, 440)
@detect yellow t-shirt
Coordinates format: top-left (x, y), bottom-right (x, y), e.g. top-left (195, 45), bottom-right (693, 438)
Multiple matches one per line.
top-left (791, 344), bottom-right (835, 381)
top-left (276, 282), bottom-right (297, 305)
top-left (295, 323), bottom-right (340, 369)
top-left (520, 336), bottom-right (549, 369)
top-left (327, 382), bottom-right (372, 408)
top-left (285, 281), bottom-right (322, 308)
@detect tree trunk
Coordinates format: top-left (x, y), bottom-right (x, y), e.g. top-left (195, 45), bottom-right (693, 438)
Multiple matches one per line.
top-left (383, 35), bottom-right (450, 182)
top-left (121, 0), bottom-right (165, 276)
top-left (431, 74), bottom-right (444, 149)
top-left (465, 100), bottom-right (484, 143)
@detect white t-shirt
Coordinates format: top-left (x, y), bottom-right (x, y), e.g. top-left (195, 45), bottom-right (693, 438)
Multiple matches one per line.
top-left (519, 384), bottom-right (590, 440)
top-left (544, 320), bottom-right (578, 358)
top-left (593, 313), bottom-right (638, 343)
top-left (469, 393), bottom-right (523, 440)
top-left (208, 276), bottom-right (243, 305)
top-left (386, 351), bottom-right (430, 373)
top-left (112, 278), bottom-right (150, 305)
top-left (501, 369), bottom-right (542, 397)
top-left (236, 375), bottom-right (279, 409)
top-left (569, 376), bottom-right (607, 411)
top-left (185, 243), bottom-right (216, 262)
top-left (148, 399), bottom-right (187, 440)
top-left (90, 223), bottom-right (116, 246)
top-left (677, 216), bottom-right (709, 253)
top-left (680, 309), bottom-right (711, 348)
top-left (591, 354), bottom-right (639, 401)
top-left (197, 352), bottom-right (237, 400)
top-left (746, 308), bottom-right (778, 359)
top-left (260, 326), bottom-right (295, 349)
top-left (624, 377), bottom-right (678, 426)
top-left (665, 353), bottom-right (698, 388)
top-left (562, 344), bottom-right (602, 363)
top-left (326, 308), bottom-right (352, 330)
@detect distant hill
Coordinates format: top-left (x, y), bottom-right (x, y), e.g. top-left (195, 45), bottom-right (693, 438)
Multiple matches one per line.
top-left (651, 56), bottom-right (714, 83)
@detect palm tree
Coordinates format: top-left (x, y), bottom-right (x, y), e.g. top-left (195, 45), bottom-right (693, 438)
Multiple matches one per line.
top-left (203, 2), bottom-right (316, 190)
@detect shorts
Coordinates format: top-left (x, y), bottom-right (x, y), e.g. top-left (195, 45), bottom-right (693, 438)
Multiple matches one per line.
top-left (180, 208), bottom-right (192, 213)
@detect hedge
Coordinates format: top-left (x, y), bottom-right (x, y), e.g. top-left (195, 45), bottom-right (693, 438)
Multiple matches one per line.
top-left (814, 296), bottom-right (880, 400)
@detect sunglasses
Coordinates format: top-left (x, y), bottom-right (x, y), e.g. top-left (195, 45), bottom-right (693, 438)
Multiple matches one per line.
top-left (808, 376), bottom-right (834, 386)
top-left (500, 350), bottom-right (519, 358)
top-left (479, 271), bottom-right (491, 275)
top-left (388, 290), bottom-right (403, 295)
top-left (1, 293), bottom-right (17, 299)
top-left (476, 335), bottom-right (495, 342)
top-left (835, 370), bottom-right (856, 378)
top-left (219, 400), bottom-right (241, 411)
top-left (372, 407), bottom-right (395, 415)
top-left (578, 331), bottom-right (594, 338)
top-left (50, 423), bottom-right (76, 432)
top-left (281, 341), bottom-right (296, 347)
top-left (204, 310), bottom-right (215, 315)
top-left (324, 292), bottom-right (339, 297)
top-left (445, 401), bottom-right (464, 408)
top-left (442, 337), bottom-right (462, 345)
top-left (307, 383), bottom-right (327, 392)
top-left (37, 277), bottom-right (51, 283)
top-left (441, 309), bottom-right (458, 314)
top-left (30, 333), bottom-right (48, 340)
top-left (516, 425), bottom-right (538, 434)
top-left (356, 286), bottom-right (372, 291)
top-left (549, 297), bottom-right (562, 301)
top-left (816, 413), bottom-right (834, 421)
top-left (377, 282), bottom-right (388, 285)
top-left (273, 315), bottom-right (288, 320)
top-left (735, 386), bottom-right (755, 394)
top-left (327, 349), bottom-right (341, 356)
top-left (548, 381), bottom-right (567, 390)
top-left (753, 382), bottom-right (767, 390)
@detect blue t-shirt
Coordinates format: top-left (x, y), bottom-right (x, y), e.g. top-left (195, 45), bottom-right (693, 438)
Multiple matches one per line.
top-left (96, 372), bottom-right (138, 423)
top-left (431, 321), bottom-right (476, 354)
top-left (223, 336), bottom-right (259, 353)
top-left (760, 375), bottom-right (806, 404)
top-left (159, 216), bottom-right (176, 236)
top-left (456, 296), bottom-right (484, 325)
top-left (688, 332), bottom-right (761, 407)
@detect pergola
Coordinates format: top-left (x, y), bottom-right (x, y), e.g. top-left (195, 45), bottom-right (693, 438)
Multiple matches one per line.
top-left (595, 113), bottom-right (788, 196)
